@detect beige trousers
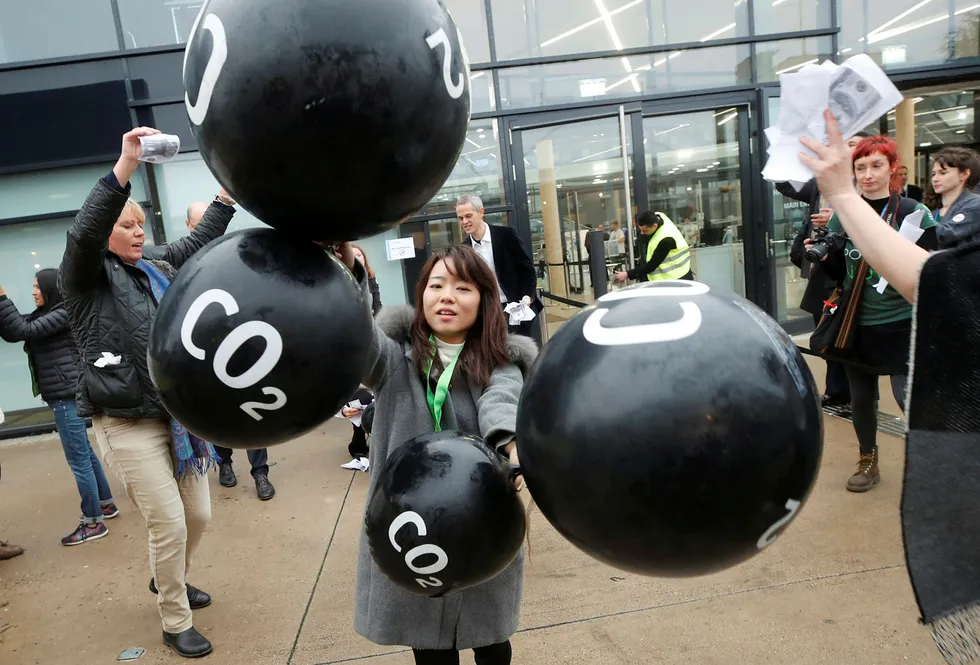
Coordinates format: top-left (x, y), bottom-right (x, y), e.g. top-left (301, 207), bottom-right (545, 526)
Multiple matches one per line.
top-left (94, 416), bottom-right (211, 633)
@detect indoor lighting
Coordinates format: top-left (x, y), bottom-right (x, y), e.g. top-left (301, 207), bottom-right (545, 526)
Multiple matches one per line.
top-left (717, 111), bottom-right (739, 126)
top-left (31, 251), bottom-right (36, 256)
top-left (868, 13), bottom-right (949, 44)
top-left (957, 130), bottom-right (967, 134)
top-left (678, 149), bottom-right (694, 159)
top-left (700, 22), bottom-right (736, 42)
top-left (539, 0), bottom-right (644, 49)
top-left (867, 0), bottom-right (934, 40)
top-left (34, 264), bottom-right (40, 269)
top-left (920, 141), bottom-right (933, 146)
top-left (686, 186), bottom-right (693, 191)
top-left (713, 108), bottom-right (737, 116)
top-left (775, 58), bottom-right (819, 76)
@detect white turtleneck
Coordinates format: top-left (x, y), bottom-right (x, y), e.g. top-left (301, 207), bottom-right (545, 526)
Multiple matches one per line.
top-left (433, 337), bottom-right (464, 369)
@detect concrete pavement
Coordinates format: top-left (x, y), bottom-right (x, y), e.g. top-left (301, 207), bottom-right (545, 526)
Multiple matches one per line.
top-left (0, 362), bottom-right (942, 665)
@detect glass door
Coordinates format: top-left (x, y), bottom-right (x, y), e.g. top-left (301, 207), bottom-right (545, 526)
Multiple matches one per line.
top-left (640, 106), bottom-right (751, 299)
top-left (511, 111), bottom-right (635, 314)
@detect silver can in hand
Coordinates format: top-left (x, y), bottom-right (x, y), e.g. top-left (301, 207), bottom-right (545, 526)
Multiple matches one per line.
top-left (138, 134), bottom-right (181, 163)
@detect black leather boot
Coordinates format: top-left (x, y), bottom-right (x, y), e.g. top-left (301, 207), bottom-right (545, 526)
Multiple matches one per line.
top-left (149, 578), bottom-right (212, 609)
top-left (254, 473), bottom-right (276, 501)
top-left (163, 627), bottom-right (212, 658)
top-left (218, 463), bottom-right (237, 488)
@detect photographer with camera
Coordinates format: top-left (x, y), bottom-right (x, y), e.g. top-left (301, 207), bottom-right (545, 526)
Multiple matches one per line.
top-left (807, 134), bottom-right (936, 493)
top-left (779, 132), bottom-right (871, 414)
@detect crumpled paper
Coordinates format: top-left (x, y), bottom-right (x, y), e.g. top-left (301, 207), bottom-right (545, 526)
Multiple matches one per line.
top-left (504, 302), bottom-right (536, 326)
top-left (762, 54), bottom-right (904, 188)
top-left (93, 352), bottom-right (122, 368)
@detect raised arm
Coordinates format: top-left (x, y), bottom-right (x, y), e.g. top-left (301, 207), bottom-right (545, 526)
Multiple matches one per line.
top-left (59, 128), bottom-right (158, 298)
top-left (0, 293), bottom-right (69, 342)
top-left (801, 111), bottom-right (928, 303)
top-left (162, 194), bottom-right (236, 269)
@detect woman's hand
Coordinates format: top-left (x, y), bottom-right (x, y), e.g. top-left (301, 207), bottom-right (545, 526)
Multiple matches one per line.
top-left (114, 127), bottom-right (160, 187)
top-left (802, 239), bottom-right (830, 262)
top-left (614, 271), bottom-right (628, 283)
top-left (342, 407), bottom-right (362, 418)
top-left (502, 440), bottom-right (524, 491)
top-left (811, 207), bottom-right (834, 228)
top-left (799, 110), bottom-right (860, 205)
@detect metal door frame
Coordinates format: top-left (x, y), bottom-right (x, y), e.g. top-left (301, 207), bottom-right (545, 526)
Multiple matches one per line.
top-left (505, 105), bottom-right (640, 298)
top-left (637, 90), bottom-right (772, 316)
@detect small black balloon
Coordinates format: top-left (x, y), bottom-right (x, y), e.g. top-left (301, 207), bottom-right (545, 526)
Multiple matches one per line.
top-left (365, 431), bottom-right (526, 597)
top-left (148, 228), bottom-right (372, 448)
top-left (517, 280), bottom-right (823, 577)
top-left (182, 0), bottom-right (471, 240)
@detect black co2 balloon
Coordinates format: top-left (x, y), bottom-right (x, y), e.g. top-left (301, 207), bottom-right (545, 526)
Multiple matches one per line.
top-left (365, 432), bottom-right (525, 597)
top-left (517, 281), bottom-right (823, 577)
top-left (182, 0), bottom-right (471, 240)
top-left (148, 229), bottom-right (372, 448)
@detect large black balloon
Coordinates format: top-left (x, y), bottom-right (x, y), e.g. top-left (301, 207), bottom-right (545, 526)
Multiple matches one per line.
top-left (182, 0), bottom-right (471, 240)
top-left (148, 229), bottom-right (372, 448)
top-left (365, 432), bottom-right (526, 597)
top-left (518, 281), bottom-right (823, 577)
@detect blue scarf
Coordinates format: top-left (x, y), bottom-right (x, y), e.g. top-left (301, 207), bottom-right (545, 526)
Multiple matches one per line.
top-left (136, 260), bottom-right (220, 479)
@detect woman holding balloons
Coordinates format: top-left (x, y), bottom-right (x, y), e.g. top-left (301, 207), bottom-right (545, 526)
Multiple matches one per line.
top-left (335, 243), bottom-right (536, 665)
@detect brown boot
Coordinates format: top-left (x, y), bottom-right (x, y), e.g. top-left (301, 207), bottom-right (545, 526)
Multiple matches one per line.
top-left (846, 448), bottom-right (880, 492)
top-left (0, 540), bottom-right (25, 560)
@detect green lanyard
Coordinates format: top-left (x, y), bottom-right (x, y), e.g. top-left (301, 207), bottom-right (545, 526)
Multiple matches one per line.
top-left (425, 335), bottom-right (464, 432)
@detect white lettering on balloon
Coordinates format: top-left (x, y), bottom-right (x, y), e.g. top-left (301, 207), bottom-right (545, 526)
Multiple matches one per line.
top-left (387, 510), bottom-right (449, 589)
top-left (426, 28), bottom-right (465, 100)
top-left (180, 289), bottom-right (287, 421)
top-left (185, 13), bottom-right (228, 126)
top-left (582, 281), bottom-right (710, 347)
top-left (757, 499), bottom-right (801, 549)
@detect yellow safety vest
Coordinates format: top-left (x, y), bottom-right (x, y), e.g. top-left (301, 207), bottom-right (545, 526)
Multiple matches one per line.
top-left (644, 214), bottom-right (691, 281)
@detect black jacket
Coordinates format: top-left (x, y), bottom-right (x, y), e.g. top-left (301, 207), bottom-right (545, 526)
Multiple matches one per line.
top-left (0, 297), bottom-right (80, 402)
top-left (902, 184), bottom-right (924, 202)
top-left (464, 224), bottom-right (541, 310)
top-left (778, 179), bottom-right (839, 316)
top-left (935, 189), bottom-right (980, 250)
top-left (58, 176), bottom-right (234, 419)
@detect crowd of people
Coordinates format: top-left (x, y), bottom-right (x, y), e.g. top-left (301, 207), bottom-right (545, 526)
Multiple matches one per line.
top-left (0, 111), bottom-right (977, 664)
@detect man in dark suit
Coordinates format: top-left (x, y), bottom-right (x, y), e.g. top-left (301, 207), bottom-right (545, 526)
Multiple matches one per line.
top-left (456, 193), bottom-right (541, 337)
top-left (898, 166), bottom-right (924, 202)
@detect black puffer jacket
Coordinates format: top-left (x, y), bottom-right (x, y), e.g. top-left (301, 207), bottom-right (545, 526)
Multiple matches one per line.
top-left (0, 297), bottom-right (80, 402)
top-left (59, 177), bottom-right (234, 419)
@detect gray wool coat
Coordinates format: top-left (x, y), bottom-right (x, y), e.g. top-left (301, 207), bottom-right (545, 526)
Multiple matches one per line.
top-left (353, 277), bottom-right (538, 651)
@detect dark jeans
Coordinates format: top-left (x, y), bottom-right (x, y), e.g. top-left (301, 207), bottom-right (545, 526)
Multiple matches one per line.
top-left (812, 313), bottom-right (850, 401)
top-left (845, 367), bottom-right (907, 456)
top-left (51, 399), bottom-right (113, 524)
top-left (213, 446), bottom-right (269, 477)
top-left (348, 423), bottom-right (368, 459)
top-left (413, 641), bottom-right (512, 665)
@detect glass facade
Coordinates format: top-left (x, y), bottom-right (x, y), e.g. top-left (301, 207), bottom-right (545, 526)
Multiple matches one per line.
top-left (2, 0), bottom-right (980, 432)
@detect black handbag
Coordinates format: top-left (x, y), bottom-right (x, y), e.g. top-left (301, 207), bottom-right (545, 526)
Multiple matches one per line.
top-left (809, 258), bottom-right (869, 357)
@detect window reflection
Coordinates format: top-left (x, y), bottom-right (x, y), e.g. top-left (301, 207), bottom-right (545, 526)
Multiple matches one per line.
top-left (416, 120), bottom-right (505, 216)
top-left (644, 110), bottom-right (745, 297)
top-left (498, 45), bottom-right (750, 109)
top-left (0, 0), bottom-right (119, 63)
top-left (491, 0), bottom-right (748, 61)
top-left (839, 1), bottom-right (980, 68)
top-left (754, 0), bottom-right (832, 36)
top-left (756, 37), bottom-right (834, 83)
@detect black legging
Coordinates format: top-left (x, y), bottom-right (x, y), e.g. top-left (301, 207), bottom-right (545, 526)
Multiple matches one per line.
top-left (845, 366), bottom-right (907, 456)
top-left (413, 641), bottom-right (512, 665)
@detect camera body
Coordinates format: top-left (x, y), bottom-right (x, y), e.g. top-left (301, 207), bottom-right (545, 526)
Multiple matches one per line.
top-left (805, 227), bottom-right (848, 263)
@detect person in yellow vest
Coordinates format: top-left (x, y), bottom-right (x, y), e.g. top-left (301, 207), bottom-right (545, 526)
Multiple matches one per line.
top-left (614, 210), bottom-right (693, 283)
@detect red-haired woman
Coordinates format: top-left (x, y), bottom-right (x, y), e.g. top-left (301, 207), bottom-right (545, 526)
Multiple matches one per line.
top-left (813, 135), bottom-right (937, 493)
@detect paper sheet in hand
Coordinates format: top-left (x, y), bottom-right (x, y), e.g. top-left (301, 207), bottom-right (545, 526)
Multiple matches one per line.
top-left (762, 54), bottom-right (903, 185)
top-left (334, 399), bottom-right (369, 427)
top-left (504, 302), bottom-right (536, 325)
top-left (874, 209), bottom-right (926, 294)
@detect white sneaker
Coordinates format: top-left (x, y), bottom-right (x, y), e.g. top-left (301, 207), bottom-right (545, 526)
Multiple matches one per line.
top-left (341, 457), bottom-right (369, 472)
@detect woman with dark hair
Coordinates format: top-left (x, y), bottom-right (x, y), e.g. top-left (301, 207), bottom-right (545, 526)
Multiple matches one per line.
top-left (811, 135), bottom-right (937, 493)
top-left (928, 146), bottom-right (980, 249)
top-left (339, 245), bottom-right (382, 471)
top-left (352, 244), bottom-right (382, 314)
top-left (0, 269), bottom-right (118, 546)
top-left (339, 243), bottom-right (537, 665)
